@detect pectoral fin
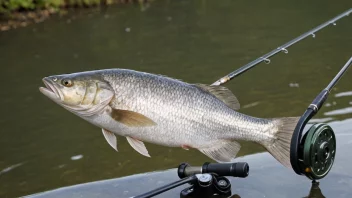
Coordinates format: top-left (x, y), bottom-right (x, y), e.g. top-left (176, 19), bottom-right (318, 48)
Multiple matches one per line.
top-left (102, 129), bottom-right (118, 151)
top-left (194, 84), bottom-right (240, 110)
top-left (199, 140), bottom-right (241, 162)
top-left (110, 109), bottom-right (156, 127)
top-left (126, 136), bottom-right (150, 157)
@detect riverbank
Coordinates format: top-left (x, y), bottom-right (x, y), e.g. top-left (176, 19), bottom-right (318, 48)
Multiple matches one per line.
top-left (0, 0), bottom-right (152, 31)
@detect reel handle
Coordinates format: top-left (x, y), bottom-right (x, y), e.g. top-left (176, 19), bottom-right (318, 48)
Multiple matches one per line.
top-left (178, 162), bottom-right (249, 178)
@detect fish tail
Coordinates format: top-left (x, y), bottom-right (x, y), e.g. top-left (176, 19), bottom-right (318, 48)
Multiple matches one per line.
top-left (263, 117), bottom-right (300, 168)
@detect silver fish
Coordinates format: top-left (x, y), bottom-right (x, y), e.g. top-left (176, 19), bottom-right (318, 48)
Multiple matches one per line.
top-left (39, 69), bottom-right (299, 168)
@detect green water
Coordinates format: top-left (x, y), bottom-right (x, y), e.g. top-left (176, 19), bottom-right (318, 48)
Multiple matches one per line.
top-left (0, 1), bottom-right (351, 197)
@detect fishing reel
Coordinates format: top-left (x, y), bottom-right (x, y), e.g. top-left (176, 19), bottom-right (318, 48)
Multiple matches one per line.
top-left (290, 57), bottom-right (352, 180)
top-left (290, 86), bottom-right (337, 181)
top-left (291, 114), bottom-right (336, 180)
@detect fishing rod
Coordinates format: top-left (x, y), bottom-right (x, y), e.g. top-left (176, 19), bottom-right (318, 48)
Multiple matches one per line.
top-left (212, 8), bottom-right (352, 86)
top-left (211, 8), bottom-right (352, 180)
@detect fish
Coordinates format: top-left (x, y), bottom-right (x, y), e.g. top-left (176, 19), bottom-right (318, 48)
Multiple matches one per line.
top-left (39, 69), bottom-right (299, 168)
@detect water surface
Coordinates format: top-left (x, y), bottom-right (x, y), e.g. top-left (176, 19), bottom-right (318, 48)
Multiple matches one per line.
top-left (0, 0), bottom-right (351, 197)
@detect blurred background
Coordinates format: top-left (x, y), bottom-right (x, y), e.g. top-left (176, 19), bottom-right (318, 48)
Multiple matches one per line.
top-left (0, 0), bottom-right (351, 197)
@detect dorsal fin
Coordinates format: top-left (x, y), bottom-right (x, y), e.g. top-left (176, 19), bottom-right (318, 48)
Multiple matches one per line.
top-left (194, 84), bottom-right (240, 110)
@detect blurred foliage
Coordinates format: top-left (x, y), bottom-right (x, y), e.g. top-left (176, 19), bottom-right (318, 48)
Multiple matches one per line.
top-left (0, 0), bottom-right (148, 31)
top-left (0, 0), bottom-right (120, 14)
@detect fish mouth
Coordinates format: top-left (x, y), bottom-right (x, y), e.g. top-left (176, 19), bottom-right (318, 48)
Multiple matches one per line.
top-left (39, 77), bottom-right (63, 101)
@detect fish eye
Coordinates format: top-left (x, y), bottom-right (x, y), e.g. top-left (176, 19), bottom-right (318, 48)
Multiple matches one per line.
top-left (61, 79), bottom-right (73, 87)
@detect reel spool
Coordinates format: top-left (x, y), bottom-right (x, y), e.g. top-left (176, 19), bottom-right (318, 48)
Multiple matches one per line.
top-left (301, 123), bottom-right (336, 180)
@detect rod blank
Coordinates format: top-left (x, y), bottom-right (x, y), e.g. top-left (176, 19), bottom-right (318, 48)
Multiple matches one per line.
top-left (326, 57), bottom-right (352, 92)
top-left (212, 8), bottom-right (352, 86)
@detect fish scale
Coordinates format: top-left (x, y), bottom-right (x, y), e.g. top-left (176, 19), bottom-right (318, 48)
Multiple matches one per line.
top-left (106, 71), bottom-right (270, 144)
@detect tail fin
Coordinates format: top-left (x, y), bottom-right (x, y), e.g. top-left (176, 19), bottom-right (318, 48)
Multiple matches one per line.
top-left (264, 117), bottom-right (300, 168)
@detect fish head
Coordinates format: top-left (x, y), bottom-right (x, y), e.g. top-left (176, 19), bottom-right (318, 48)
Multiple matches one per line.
top-left (39, 72), bottom-right (115, 116)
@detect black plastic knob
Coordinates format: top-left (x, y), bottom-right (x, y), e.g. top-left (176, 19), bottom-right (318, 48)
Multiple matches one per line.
top-left (202, 162), bottom-right (249, 178)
